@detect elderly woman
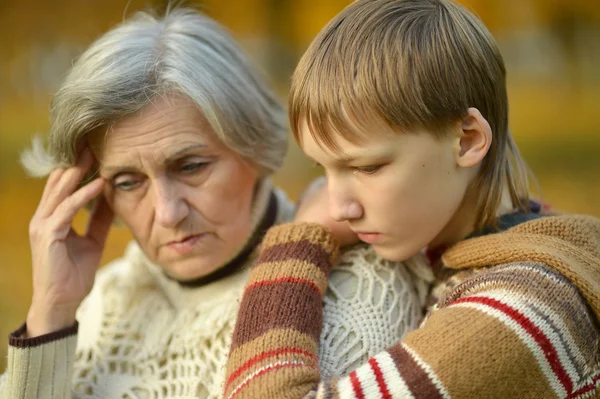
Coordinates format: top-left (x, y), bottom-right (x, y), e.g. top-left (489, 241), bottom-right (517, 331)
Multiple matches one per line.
top-left (0, 6), bottom-right (431, 399)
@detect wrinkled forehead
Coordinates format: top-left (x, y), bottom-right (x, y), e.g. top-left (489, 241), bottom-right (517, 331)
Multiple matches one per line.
top-left (86, 96), bottom-right (224, 164)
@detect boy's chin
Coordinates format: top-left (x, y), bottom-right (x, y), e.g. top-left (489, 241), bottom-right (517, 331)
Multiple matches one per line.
top-left (371, 243), bottom-right (420, 263)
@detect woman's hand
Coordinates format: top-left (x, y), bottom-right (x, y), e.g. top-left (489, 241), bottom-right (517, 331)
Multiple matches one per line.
top-left (295, 176), bottom-right (359, 247)
top-left (26, 148), bottom-right (113, 337)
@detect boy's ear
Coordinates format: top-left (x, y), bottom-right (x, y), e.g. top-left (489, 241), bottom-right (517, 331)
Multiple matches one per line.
top-left (455, 107), bottom-right (493, 168)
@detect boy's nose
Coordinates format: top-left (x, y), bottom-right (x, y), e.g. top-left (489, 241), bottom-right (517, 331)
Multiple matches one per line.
top-left (329, 197), bottom-right (363, 222)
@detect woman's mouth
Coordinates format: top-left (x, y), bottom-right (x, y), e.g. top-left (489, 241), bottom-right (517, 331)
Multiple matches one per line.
top-left (166, 234), bottom-right (203, 255)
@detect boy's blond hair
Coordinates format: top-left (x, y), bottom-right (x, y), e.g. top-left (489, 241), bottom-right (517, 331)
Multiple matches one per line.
top-left (290, 0), bottom-right (531, 229)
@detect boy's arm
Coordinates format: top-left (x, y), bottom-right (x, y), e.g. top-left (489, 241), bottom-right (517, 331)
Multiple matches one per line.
top-left (224, 223), bottom-right (599, 399)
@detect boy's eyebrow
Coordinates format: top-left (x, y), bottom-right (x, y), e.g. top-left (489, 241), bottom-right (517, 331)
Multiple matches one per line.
top-left (304, 153), bottom-right (357, 166)
top-left (335, 155), bottom-right (357, 165)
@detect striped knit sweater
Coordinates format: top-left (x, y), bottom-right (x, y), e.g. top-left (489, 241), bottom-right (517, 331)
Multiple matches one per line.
top-left (223, 214), bottom-right (600, 398)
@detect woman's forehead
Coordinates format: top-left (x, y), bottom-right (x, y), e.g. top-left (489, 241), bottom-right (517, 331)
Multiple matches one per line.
top-left (88, 97), bottom-right (222, 156)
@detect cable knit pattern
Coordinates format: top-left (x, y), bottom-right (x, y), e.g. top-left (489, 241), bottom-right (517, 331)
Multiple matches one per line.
top-left (1, 190), bottom-right (431, 398)
top-left (319, 245), bottom-right (431, 376)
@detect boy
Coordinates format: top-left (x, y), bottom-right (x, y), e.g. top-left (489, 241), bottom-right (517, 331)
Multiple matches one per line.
top-left (224, 0), bottom-right (600, 397)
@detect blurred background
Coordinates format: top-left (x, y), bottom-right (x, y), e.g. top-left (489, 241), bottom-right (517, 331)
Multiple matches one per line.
top-left (1, 0), bottom-right (599, 372)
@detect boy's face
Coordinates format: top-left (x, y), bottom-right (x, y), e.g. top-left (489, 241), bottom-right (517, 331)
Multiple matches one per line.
top-left (299, 120), bottom-right (476, 261)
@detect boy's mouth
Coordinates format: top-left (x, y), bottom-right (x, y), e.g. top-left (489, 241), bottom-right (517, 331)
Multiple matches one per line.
top-left (355, 232), bottom-right (382, 244)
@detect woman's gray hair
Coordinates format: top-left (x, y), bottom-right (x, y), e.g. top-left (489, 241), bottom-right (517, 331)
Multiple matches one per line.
top-left (22, 6), bottom-right (288, 177)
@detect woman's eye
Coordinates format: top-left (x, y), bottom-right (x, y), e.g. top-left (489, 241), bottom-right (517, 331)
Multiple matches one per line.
top-left (113, 179), bottom-right (142, 191)
top-left (354, 165), bottom-right (381, 175)
top-left (180, 162), bottom-right (208, 173)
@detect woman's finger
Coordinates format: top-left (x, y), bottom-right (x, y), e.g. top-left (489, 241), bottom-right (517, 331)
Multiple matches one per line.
top-left (49, 178), bottom-right (106, 238)
top-left (33, 167), bottom-right (66, 220)
top-left (39, 149), bottom-right (95, 218)
top-left (40, 167), bottom-right (66, 202)
top-left (85, 195), bottom-right (114, 247)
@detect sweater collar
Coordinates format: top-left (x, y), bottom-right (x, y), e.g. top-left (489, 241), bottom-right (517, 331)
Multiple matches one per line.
top-left (465, 200), bottom-right (543, 240)
top-left (425, 200), bottom-right (543, 267)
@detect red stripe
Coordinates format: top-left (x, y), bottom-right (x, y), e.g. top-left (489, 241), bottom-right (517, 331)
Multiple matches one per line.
top-left (454, 296), bottom-right (573, 395)
top-left (349, 370), bottom-right (365, 399)
top-left (225, 347), bottom-right (317, 392)
top-left (228, 362), bottom-right (310, 399)
top-left (368, 358), bottom-right (392, 399)
top-left (247, 277), bottom-right (321, 295)
top-left (567, 374), bottom-right (600, 398)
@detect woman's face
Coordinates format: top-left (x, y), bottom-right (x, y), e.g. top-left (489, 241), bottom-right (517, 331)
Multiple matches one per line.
top-left (299, 119), bottom-right (480, 262)
top-left (89, 95), bottom-right (259, 280)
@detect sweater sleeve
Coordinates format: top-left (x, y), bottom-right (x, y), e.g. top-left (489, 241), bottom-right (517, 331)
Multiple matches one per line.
top-left (0, 322), bottom-right (78, 399)
top-left (223, 223), bottom-right (600, 399)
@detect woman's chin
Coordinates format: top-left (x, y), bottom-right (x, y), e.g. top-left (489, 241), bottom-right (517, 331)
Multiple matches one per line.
top-left (161, 257), bottom-right (222, 282)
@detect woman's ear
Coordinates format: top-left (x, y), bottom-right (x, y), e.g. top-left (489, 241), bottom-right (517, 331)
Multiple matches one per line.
top-left (455, 107), bottom-right (493, 168)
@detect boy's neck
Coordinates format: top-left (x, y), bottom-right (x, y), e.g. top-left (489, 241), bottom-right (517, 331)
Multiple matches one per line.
top-left (429, 185), bottom-right (515, 249)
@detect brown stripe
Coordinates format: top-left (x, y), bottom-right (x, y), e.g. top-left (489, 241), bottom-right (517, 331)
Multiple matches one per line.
top-left (259, 240), bottom-right (331, 276)
top-left (231, 281), bottom-right (323, 349)
top-left (388, 344), bottom-right (444, 399)
top-left (9, 321), bottom-right (79, 348)
top-left (262, 223), bottom-right (339, 266)
top-left (319, 378), bottom-right (341, 399)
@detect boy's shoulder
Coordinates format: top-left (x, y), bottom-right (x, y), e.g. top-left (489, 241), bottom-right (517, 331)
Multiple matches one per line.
top-left (441, 213), bottom-right (600, 318)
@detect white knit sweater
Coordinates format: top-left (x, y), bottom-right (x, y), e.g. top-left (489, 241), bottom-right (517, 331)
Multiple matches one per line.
top-left (0, 185), bottom-right (432, 399)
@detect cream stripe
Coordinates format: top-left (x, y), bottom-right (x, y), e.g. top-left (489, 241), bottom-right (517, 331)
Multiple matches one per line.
top-left (451, 301), bottom-right (567, 398)
top-left (355, 361), bottom-right (380, 398)
top-left (336, 375), bottom-right (357, 399)
top-left (480, 290), bottom-right (581, 384)
top-left (402, 343), bottom-right (452, 399)
top-left (374, 351), bottom-right (415, 399)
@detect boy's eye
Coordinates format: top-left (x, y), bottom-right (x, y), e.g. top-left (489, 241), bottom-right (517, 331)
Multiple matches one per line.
top-left (354, 165), bottom-right (381, 175)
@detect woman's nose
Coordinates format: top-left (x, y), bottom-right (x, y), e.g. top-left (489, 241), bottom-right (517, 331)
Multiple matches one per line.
top-left (153, 181), bottom-right (189, 228)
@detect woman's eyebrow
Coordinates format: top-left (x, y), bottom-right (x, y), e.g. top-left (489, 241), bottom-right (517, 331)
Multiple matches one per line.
top-left (164, 144), bottom-right (207, 164)
top-left (100, 144), bottom-right (208, 174)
